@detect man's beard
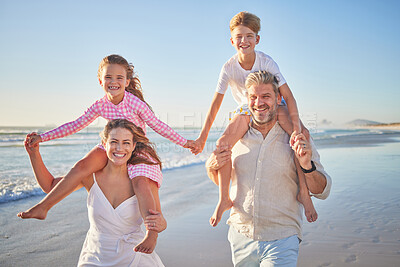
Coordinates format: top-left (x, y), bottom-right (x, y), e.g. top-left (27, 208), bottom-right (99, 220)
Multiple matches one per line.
top-left (251, 104), bottom-right (277, 125)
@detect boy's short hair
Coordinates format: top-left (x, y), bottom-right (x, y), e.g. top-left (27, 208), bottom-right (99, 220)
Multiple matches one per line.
top-left (230, 11), bottom-right (261, 34)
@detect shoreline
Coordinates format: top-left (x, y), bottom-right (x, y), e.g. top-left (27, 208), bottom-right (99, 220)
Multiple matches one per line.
top-left (1, 134), bottom-right (400, 266)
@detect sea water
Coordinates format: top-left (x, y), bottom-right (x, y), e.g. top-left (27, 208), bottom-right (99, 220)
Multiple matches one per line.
top-left (1, 126), bottom-right (399, 204)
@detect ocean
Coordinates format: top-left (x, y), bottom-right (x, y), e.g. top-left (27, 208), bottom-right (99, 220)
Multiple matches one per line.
top-left (1, 126), bottom-right (400, 204)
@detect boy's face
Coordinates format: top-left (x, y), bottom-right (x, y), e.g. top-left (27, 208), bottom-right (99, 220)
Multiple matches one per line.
top-left (230, 25), bottom-right (260, 55)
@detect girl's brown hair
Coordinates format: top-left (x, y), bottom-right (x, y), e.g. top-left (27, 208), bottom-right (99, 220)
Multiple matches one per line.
top-left (101, 119), bottom-right (162, 169)
top-left (98, 54), bottom-right (152, 109)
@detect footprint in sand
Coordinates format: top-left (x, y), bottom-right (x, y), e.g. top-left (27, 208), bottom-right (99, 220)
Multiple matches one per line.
top-left (342, 242), bottom-right (355, 249)
top-left (318, 263), bottom-right (331, 267)
top-left (372, 235), bottom-right (380, 243)
top-left (345, 254), bottom-right (357, 263)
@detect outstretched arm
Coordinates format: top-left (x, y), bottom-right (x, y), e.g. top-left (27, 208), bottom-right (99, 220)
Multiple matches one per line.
top-left (133, 97), bottom-right (188, 147)
top-left (25, 133), bottom-right (84, 193)
top-left (37, 103), bottom-right (99, 144)
top-left (196, 92), bottom-right (225, 152)
top-left (25, 134), bottom-right (62, 193)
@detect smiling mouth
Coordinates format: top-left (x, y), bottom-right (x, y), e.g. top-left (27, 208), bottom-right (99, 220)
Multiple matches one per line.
top-left (113, 153), bottom-right (126, 158)
top-left (253, 106), bottom-right (268, 112)
top-left (108, 86), bottom-right (120, 90)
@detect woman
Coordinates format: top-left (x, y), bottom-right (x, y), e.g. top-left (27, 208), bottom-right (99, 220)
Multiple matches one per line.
top-left (18, 119), bottom-right (166, 266)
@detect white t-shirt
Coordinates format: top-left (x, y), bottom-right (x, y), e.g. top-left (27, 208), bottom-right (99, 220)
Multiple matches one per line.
top-left (216, 51), bottom-right (286, 106)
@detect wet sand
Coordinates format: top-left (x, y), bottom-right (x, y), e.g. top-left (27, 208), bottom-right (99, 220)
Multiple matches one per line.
top-left (1, 136), bottom-right (400, 266)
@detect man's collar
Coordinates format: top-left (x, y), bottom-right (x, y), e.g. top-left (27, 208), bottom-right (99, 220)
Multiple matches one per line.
top-left (250, 118), bottom-right (279, 138)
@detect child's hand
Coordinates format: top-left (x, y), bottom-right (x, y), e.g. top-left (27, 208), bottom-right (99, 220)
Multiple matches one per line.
top-left (291, 132), bottom-right (312, 165)
top-left (194, 137), bottom-right (206, 153)
top-left (289, 130), bottom-right (298, 147)
top-left (184, 140), bottom-right (201, 155)
top-left (24, 133), bottom-right (40, 154)
top-left (27, 133), bottom-right (42, 147)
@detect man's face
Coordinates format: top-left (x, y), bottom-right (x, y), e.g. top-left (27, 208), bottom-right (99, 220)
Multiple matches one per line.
top-left (247, 83), bottom-right (281, 125)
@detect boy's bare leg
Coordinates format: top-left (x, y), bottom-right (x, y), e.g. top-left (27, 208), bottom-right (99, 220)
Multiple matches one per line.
top-left (210, 114), bottom-right (250, 227)
top-left (277, 105), bottom-right (317, 222)
top-left (132, 176), bottom-right (158, 254)
top-left (18, 147), bottom-right (108, 220)
top-left (295, 158), bottom-right (317, 222)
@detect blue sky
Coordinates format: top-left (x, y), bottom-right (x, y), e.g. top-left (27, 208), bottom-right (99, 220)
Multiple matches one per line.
top-left (1, 0), bottom-right (399, 128)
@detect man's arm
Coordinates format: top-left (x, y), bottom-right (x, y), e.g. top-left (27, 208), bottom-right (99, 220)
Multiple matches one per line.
top-left (292, 133), bottom-right (331, 198)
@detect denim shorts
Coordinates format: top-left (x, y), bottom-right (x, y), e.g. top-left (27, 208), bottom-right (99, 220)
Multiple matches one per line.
top-left (228, 226), bottom-right (299, 267)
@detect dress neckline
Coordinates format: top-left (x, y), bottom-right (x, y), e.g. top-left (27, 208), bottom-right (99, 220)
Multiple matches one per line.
top-left (92, 173), bottom-right (136, 210)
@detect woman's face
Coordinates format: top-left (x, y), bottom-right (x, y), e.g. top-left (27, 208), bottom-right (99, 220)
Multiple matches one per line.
top-left (104, 127), bottom-right (135, 166)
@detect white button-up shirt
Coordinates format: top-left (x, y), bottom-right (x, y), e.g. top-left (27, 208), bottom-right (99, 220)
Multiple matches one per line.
top-left (227, 122), bottom-right (332, 241)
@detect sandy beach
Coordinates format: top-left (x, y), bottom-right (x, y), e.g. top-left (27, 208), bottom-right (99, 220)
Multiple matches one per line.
top-left (1, 133), bottom-right (400, 267)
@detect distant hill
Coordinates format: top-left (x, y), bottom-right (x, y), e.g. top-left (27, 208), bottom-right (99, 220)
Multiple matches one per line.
top-left (346, 119), bottom-right (382, 126)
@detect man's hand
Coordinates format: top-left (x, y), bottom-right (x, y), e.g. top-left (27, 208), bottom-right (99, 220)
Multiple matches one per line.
top-left (206, 146), bottom-right (232, 171)
top-left (291, 132), bottom-right (312, 170)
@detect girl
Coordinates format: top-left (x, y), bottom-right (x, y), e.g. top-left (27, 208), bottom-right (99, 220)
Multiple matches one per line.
top-left (19, 54), bottom-right (197, 252)
top-left (195, 12), bottom-right (316, 226)
top-left (20, 119), bottom-right (166, 265)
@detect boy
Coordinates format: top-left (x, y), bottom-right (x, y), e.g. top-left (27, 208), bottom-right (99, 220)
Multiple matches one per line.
top-left (196, 11), bottom-right (316, 226)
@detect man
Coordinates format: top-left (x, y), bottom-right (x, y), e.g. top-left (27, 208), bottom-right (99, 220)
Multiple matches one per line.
top-left (206, 71), bottom-right (332, 266)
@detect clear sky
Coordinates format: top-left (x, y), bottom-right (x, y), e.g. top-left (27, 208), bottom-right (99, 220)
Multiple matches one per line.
top-left (1, 0), bottom-right (399, 128)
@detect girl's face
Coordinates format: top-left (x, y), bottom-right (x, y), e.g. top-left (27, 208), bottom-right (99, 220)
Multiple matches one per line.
top-left (104, 128), bottom-right (136, 166)
top-left (99, 64), bottom-right (130, 104)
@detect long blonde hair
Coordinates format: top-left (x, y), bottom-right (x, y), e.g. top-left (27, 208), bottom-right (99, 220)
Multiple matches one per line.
top-left (98, 54), bottom-right (152, 109)
top-left (101, 119), bottom-right (162, 169)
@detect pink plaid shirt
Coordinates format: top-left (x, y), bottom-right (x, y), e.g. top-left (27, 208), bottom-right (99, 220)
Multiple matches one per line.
top-left (40, 91), bottom-right (187, 147)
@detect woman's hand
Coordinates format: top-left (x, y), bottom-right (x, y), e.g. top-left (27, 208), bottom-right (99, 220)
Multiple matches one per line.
top-left (25, 133), bottom-right (40, 155)
top-left (144, 209), bottom-right (167, 233)
top-left (26, 133), bottom-right (42, 148)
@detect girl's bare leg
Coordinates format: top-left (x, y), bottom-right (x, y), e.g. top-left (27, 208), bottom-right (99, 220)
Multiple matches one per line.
top-left (132, 176), bottom-right (159, 254)
top-left (210, 114), bottom-right (250, 227)
top-left (18, 147), bottom-right (108, 220)
top-left (277, 105), bottom-right (317, 222)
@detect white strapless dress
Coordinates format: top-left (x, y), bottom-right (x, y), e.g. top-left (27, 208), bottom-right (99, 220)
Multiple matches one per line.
top-left (78, 174), bottom-right (164, 267)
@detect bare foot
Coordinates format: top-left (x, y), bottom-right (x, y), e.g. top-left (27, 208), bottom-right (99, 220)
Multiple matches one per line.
top-left (17, 203), bottom-right (48, 220)
top-left (209, 198), bottom-right (233, 227)
top-left (134, 231), bottom-right (157, 254)
top-left (297, 191), bottom-right (318, 222)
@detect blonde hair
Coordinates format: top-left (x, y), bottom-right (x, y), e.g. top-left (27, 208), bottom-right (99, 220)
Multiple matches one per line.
top-left (101, 119), bottom-right (162, 169)
top-left (98, 54), bottom-right (152, 109)
top-left (230, 11), bottom-right (261, 34)
top-left (245, 71), bottom-right (279, 95)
